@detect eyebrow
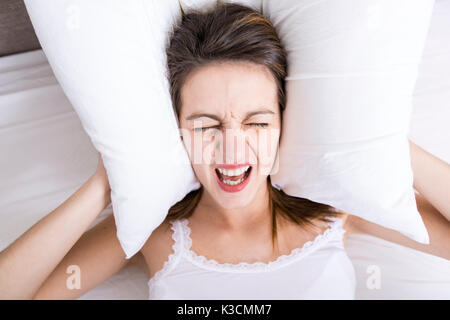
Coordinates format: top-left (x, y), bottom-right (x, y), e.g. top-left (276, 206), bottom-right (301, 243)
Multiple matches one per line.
top-left (186, 108), bottom-right (275, 122)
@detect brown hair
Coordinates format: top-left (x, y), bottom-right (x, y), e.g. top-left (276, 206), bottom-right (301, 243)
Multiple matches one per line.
top-left (164, 1), bottom-right (339, 250)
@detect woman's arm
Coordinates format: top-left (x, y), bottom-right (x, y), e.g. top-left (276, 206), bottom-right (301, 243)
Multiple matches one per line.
top-left (32, 213), bottom-right (136, 300)
top-left (409, 140), bottom-right (450, 221)
top-left (0, 154), bottom-right (113, 299)
top-left (343, 140), bottom-right (450, 260)
top-left (344, 192), bottom-right (450, 260)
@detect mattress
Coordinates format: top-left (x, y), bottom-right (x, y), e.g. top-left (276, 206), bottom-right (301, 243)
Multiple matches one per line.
top-left (0, 1), bottom-right (449, 299)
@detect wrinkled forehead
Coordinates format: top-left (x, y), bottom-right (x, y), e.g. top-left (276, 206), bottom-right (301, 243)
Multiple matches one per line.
top-left (179, 61), bottom-right (278, 120)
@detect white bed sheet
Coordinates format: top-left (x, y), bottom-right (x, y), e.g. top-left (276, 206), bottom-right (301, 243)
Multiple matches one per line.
top-left (0, 1), bottom-right (449, 299)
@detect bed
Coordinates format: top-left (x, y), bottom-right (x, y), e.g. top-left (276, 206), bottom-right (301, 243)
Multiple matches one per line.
top-left (0, 1), bottom-right (449, 300)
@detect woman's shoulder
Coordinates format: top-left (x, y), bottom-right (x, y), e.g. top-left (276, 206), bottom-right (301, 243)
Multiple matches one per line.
top-left (334, 210), bottom-right (351, 227)
top-left (327, 209), bottom-right (355, 242)
top-left (140, 219), bottom-right (180, 254)
top-left (139, 219), bottom-right (179, 278)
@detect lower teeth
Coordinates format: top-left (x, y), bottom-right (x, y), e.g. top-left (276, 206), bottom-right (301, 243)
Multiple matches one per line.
top-left (223, 177), bottom-right (244, 186)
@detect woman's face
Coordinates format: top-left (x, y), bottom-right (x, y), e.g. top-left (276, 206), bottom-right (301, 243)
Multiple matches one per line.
top-left (178, 61), bottom-right (281, 210)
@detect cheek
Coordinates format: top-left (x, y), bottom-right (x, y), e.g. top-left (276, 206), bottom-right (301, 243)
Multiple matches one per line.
top-left (191, 163), bottom-right (206, 179)
top-left (202, 140), bottom-right (216, 165)
top-left (255, 129), bottom-right (280, 175)
top-left (179, 129), bottom-right (192, 154)
top-left (183, 131), bottom-right (217, 168)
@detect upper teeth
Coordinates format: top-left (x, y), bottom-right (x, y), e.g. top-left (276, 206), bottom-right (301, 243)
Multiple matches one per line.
top-left (217, 166), bottom-right (249, 176)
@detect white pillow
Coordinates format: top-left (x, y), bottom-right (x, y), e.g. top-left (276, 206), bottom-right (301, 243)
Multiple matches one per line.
top-left (24, 0), bottom-right (202, 259)
top-left (409, 0), bottom-right (450, 163)
top-left (266, 0), bottom-right (434, 243)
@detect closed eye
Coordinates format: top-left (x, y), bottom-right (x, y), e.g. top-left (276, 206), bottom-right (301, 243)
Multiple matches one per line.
top-left (194, 123), bottom-right (269, 132)
top-left (247, 123), bottom-right (269, 128)
top-left (194, 125), bottom-right (221, 132)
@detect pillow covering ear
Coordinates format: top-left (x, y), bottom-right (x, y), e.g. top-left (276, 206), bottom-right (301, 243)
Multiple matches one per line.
top-left (23, 0), bottom-right (202, 259)
top-left (265, 0), bottom-right (434, 243)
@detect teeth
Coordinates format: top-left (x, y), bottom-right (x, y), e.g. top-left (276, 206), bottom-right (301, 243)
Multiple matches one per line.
top-left (222, 177), bottom-right (245, 185)
top-left (217, 165), bottom-right (249, 177)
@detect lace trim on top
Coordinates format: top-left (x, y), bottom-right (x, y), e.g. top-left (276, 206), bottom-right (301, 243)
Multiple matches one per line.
top-left (182, 216), bottom-right (345, 273)
top-left (148, 216), bottom-right (345, 288)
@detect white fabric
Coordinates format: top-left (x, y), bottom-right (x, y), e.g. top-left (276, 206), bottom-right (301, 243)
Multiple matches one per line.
top-left (345, 233), bottom-right (450, 299)
top-left (409, 0), bottom-right (450, 162)
top-left (266, 0), bottom-right (434, 244)
top-left (147, 217), bottom-right (356, 299)
top-left (0, 50), bottom-right (95, 247)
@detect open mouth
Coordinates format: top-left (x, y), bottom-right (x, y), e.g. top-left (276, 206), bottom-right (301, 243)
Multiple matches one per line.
top-left (215, 165), bottom-right (252, 187)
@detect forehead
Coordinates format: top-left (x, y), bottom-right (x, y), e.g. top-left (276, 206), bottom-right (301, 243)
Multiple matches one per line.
top-left (180, 61), bottom-right (278, 118)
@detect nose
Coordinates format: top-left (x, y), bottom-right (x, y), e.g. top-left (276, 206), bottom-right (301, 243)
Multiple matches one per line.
top-left (216, 127), bottom-right (249, 165)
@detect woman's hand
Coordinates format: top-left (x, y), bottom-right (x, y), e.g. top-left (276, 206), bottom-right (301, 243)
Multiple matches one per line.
top-left (409, 140), bottom-right (450, 221)
top-left (93, 152), bottom-right (111, 194)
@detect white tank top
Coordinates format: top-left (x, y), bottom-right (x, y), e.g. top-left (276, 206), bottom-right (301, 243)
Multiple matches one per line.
top-left (147, 216), bottom-right (356, 299)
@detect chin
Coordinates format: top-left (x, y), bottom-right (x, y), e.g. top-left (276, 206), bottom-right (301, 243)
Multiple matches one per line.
top-left (214, 190), bottom-right (256, 209)
top-left (218, 200), bottom-right (249, 210)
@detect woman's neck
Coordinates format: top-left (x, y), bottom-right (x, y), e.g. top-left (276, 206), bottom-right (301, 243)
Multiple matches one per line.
top-left (192, 182), bottom-right (272, 232)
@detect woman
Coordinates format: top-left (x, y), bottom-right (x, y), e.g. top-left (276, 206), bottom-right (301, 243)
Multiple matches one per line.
top-left (0, 3), bottom-right (448, 299)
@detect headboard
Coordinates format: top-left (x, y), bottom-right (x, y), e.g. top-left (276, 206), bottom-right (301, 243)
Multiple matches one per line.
top-left (0, 0), bottom-right (41, 57)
